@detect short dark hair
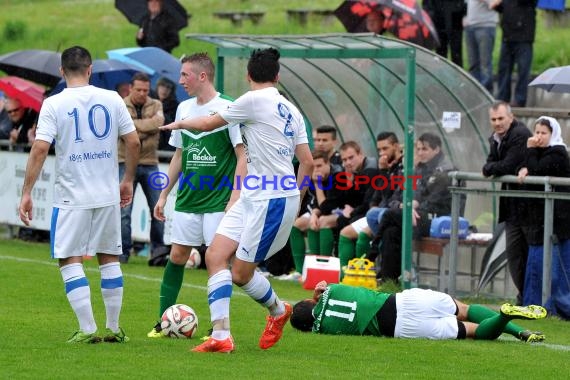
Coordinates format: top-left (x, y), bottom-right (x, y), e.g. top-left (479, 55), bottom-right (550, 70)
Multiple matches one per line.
top-left (418, 132), bottom-right (442, 150)
top-left (376, 131), bottom-right (398, 144)
top-left (340, 140), bottom-right (362, 154)
top-left (312, 149), bottom-right (330, 162)
top-left (316, 125), bottom-right (337, 139)
top-left (290, 300), bottom-right (316, 332)
top-left (61, 46), bottom-right (92, 75)
top-left (131, 72), bottom-right (151, 85)
top-left (490, 100), bottom-right (512, 115)
top-left (247, 48), bottom-right (280, 83)
top-left (181, 52), bottom-right (215, 82)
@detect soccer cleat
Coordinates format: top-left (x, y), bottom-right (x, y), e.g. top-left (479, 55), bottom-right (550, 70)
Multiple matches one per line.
top-left (66, 331), bottom-right (102, 344)
top-left (518, 330), bottom-right (546, 343)
top-left (259, 302), bottom-right (292, 350)
top-left (103, 327), bottom-right (130, 343)
top-left (500, 303), bottom-right (547, 320)
top-left (147, 322), bottom-right (164, 338)
top-left (191, 335), bottom-right (235, 353)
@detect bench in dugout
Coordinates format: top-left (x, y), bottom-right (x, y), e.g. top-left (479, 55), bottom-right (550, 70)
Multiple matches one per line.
top-left (413, 237), bottom-right (492, 293)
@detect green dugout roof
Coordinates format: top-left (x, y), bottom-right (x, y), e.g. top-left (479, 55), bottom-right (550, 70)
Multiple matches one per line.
top-left (186, 33), bottom-right (494, 174)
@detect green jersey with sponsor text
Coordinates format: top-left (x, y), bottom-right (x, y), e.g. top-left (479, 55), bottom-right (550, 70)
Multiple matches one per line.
top-left (313, 284), bottom-right (390, 336)
top-left (170, 94), bottom-right (241, 214)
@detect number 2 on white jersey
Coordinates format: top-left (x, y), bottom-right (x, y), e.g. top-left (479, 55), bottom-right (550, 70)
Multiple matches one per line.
top-left (278, 102), bottom-right (294, 137)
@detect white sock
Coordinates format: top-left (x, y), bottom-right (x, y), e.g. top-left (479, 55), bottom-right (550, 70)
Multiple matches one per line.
top-left (207, 269), bottom-right (232, 339)
top-left (60, 263), bottom-right (96, 334)
top-left (100, 262), bottom-right (123, 332)
top-left (240, 271), bottom-right (284, 317)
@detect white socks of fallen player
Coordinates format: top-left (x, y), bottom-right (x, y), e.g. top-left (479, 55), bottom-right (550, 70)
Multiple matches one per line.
top-left (60, 263), bottom-right (96, 334)
top-left (100, 262), bottom-right (124, 333)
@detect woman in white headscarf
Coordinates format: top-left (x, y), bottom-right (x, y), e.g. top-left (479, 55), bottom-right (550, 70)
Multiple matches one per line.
top-left (517, 116), bottom-right (570, 320)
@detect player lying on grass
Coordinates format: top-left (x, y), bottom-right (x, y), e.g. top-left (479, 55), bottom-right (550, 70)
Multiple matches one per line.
top-left (290, 281), bottom-right (546, 342)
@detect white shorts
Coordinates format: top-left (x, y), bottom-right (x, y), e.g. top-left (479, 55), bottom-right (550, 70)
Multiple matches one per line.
top-left (170, 210), bottom-right (225, 247)
top-left (216, 195), bottom-right (299, 263)
top-left (51, 205), bottom-right (122, 258)
top-left (351, 217), bottom-right (369, 234)
top-left (394, 288), bottom-right (459, 340)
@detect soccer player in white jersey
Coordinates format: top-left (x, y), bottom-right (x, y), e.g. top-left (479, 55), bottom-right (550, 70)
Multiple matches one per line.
top-left (18, 46), bottom-right (140, 343)
top-left (161, 48), bottom-right (313, 352)
top-left (147, 53), bottom-right (246, 338)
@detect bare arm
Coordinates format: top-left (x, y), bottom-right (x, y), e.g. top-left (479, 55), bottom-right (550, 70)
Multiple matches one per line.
top-left (120, 130), bottom-right (140, 208)
top-left (295, 143), bottom-right (314, 206)
top-left (159, 113), bottom-right (228, 132)
top-left (313, 280), bottom-right (328, 301)
top-left (19, 140), bottom-right (51, 225)
top-left (154, 148), bottom-right (182, 221)
top-left (226, 144), bottom-right (247, 211)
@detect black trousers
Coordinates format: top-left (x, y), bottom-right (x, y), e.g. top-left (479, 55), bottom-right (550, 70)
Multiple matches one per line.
top-left (377, 209), bottom-right (431, 281)
top-left (505, 222), bottom-right (529, 305)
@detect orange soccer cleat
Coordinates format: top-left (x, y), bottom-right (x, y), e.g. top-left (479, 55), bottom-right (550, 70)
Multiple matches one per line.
top-left (259, 302), bottom-right (292, 350)
top-left (191, 335), bottom-right (235, 353)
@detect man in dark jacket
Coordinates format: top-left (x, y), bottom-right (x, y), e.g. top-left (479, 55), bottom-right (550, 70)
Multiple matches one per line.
top-left (483, 101), bottom-right (532, 304)
top-left (492, 0), bottom-right (537, 107)
top-left (136, 0), bottom-right (180, 53)
top-left (377, 133), bottom-right (455, 281)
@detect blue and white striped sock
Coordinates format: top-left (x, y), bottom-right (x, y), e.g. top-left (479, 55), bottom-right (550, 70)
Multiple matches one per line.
top-left (240, 270), bottom-right (284, 317)
top-left (100, 262), bottom-right (124, 333)
top-left (60, 263), bottom-right (96, 334)
top-left (207, 269), bottom-right (232, 340)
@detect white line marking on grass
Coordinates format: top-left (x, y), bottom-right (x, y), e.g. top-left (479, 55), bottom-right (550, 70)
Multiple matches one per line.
top-left (0, 254), bottom-right (248, 297)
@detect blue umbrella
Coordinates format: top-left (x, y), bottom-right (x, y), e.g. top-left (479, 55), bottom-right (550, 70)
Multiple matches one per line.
top-left (50, 59), bottom-right (151, 95)
top-left (107, 47), bottom-right (187, 100)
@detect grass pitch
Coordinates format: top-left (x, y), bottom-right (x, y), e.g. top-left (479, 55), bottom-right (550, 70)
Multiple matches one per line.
top-left (1, 239), bottom-right (570, 380)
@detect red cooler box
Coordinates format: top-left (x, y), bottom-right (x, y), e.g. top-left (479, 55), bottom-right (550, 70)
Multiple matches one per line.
top-left (302, 255), bottom-right (340, 290)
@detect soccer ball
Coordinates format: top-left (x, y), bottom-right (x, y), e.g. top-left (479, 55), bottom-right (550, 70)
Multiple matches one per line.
top-left (160, 304), bottom-right (199, 338)
top-left (185, 248), bottom-right (201, 269)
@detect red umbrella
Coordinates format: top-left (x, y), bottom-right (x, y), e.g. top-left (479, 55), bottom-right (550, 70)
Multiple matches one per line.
top-left (0, 76), bottom-right (44, 112)
top-left (334, 0), bottom-right (440, 50)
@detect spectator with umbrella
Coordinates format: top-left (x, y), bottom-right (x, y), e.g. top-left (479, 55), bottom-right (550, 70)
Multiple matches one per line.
top-left (154, 77), bottom-right (178, 151)
top-left (423, 0), bottom-right (467, 67)
top-left (0, 92), bottom-right (12, 141)
top-left (132, 0), bottom-right (183, 53)
top-left (5, 97), bottom-right (37, 151)
top-left (334, 0), bottom-right (440, 50)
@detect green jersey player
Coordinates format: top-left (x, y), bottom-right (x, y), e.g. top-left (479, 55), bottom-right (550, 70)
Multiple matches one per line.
top-left (148, 53), bottom-right (246, 338)
top-left (291, 281), bottom-right (547, 343)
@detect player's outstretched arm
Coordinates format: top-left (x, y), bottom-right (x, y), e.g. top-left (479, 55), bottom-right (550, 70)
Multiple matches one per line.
top-left (160, 113), bottom-right (228, 132)
top-left (19, 140), bottom-right (51, 226)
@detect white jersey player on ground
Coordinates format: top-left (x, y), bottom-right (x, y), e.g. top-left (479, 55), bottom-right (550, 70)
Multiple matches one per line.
top-left (161, 48), bottom-right (314, 353)
top-left (18, 46), bottom-right (140, 344)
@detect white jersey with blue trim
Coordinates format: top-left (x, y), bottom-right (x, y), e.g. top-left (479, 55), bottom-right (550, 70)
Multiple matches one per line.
top-left (218, 87), bottom-right (308, 200)
top-left (35, 85), bottom-right (135, 209)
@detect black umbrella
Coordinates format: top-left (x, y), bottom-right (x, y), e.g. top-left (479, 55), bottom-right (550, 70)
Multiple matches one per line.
top-left (476, 223), bottom-right (508, 295)
top-left (0, 49), bottom-right (62, 88)
top-left (115, 0), bottom-right (189, 31)
top-left (334, 0), bottom-right (440, 50)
